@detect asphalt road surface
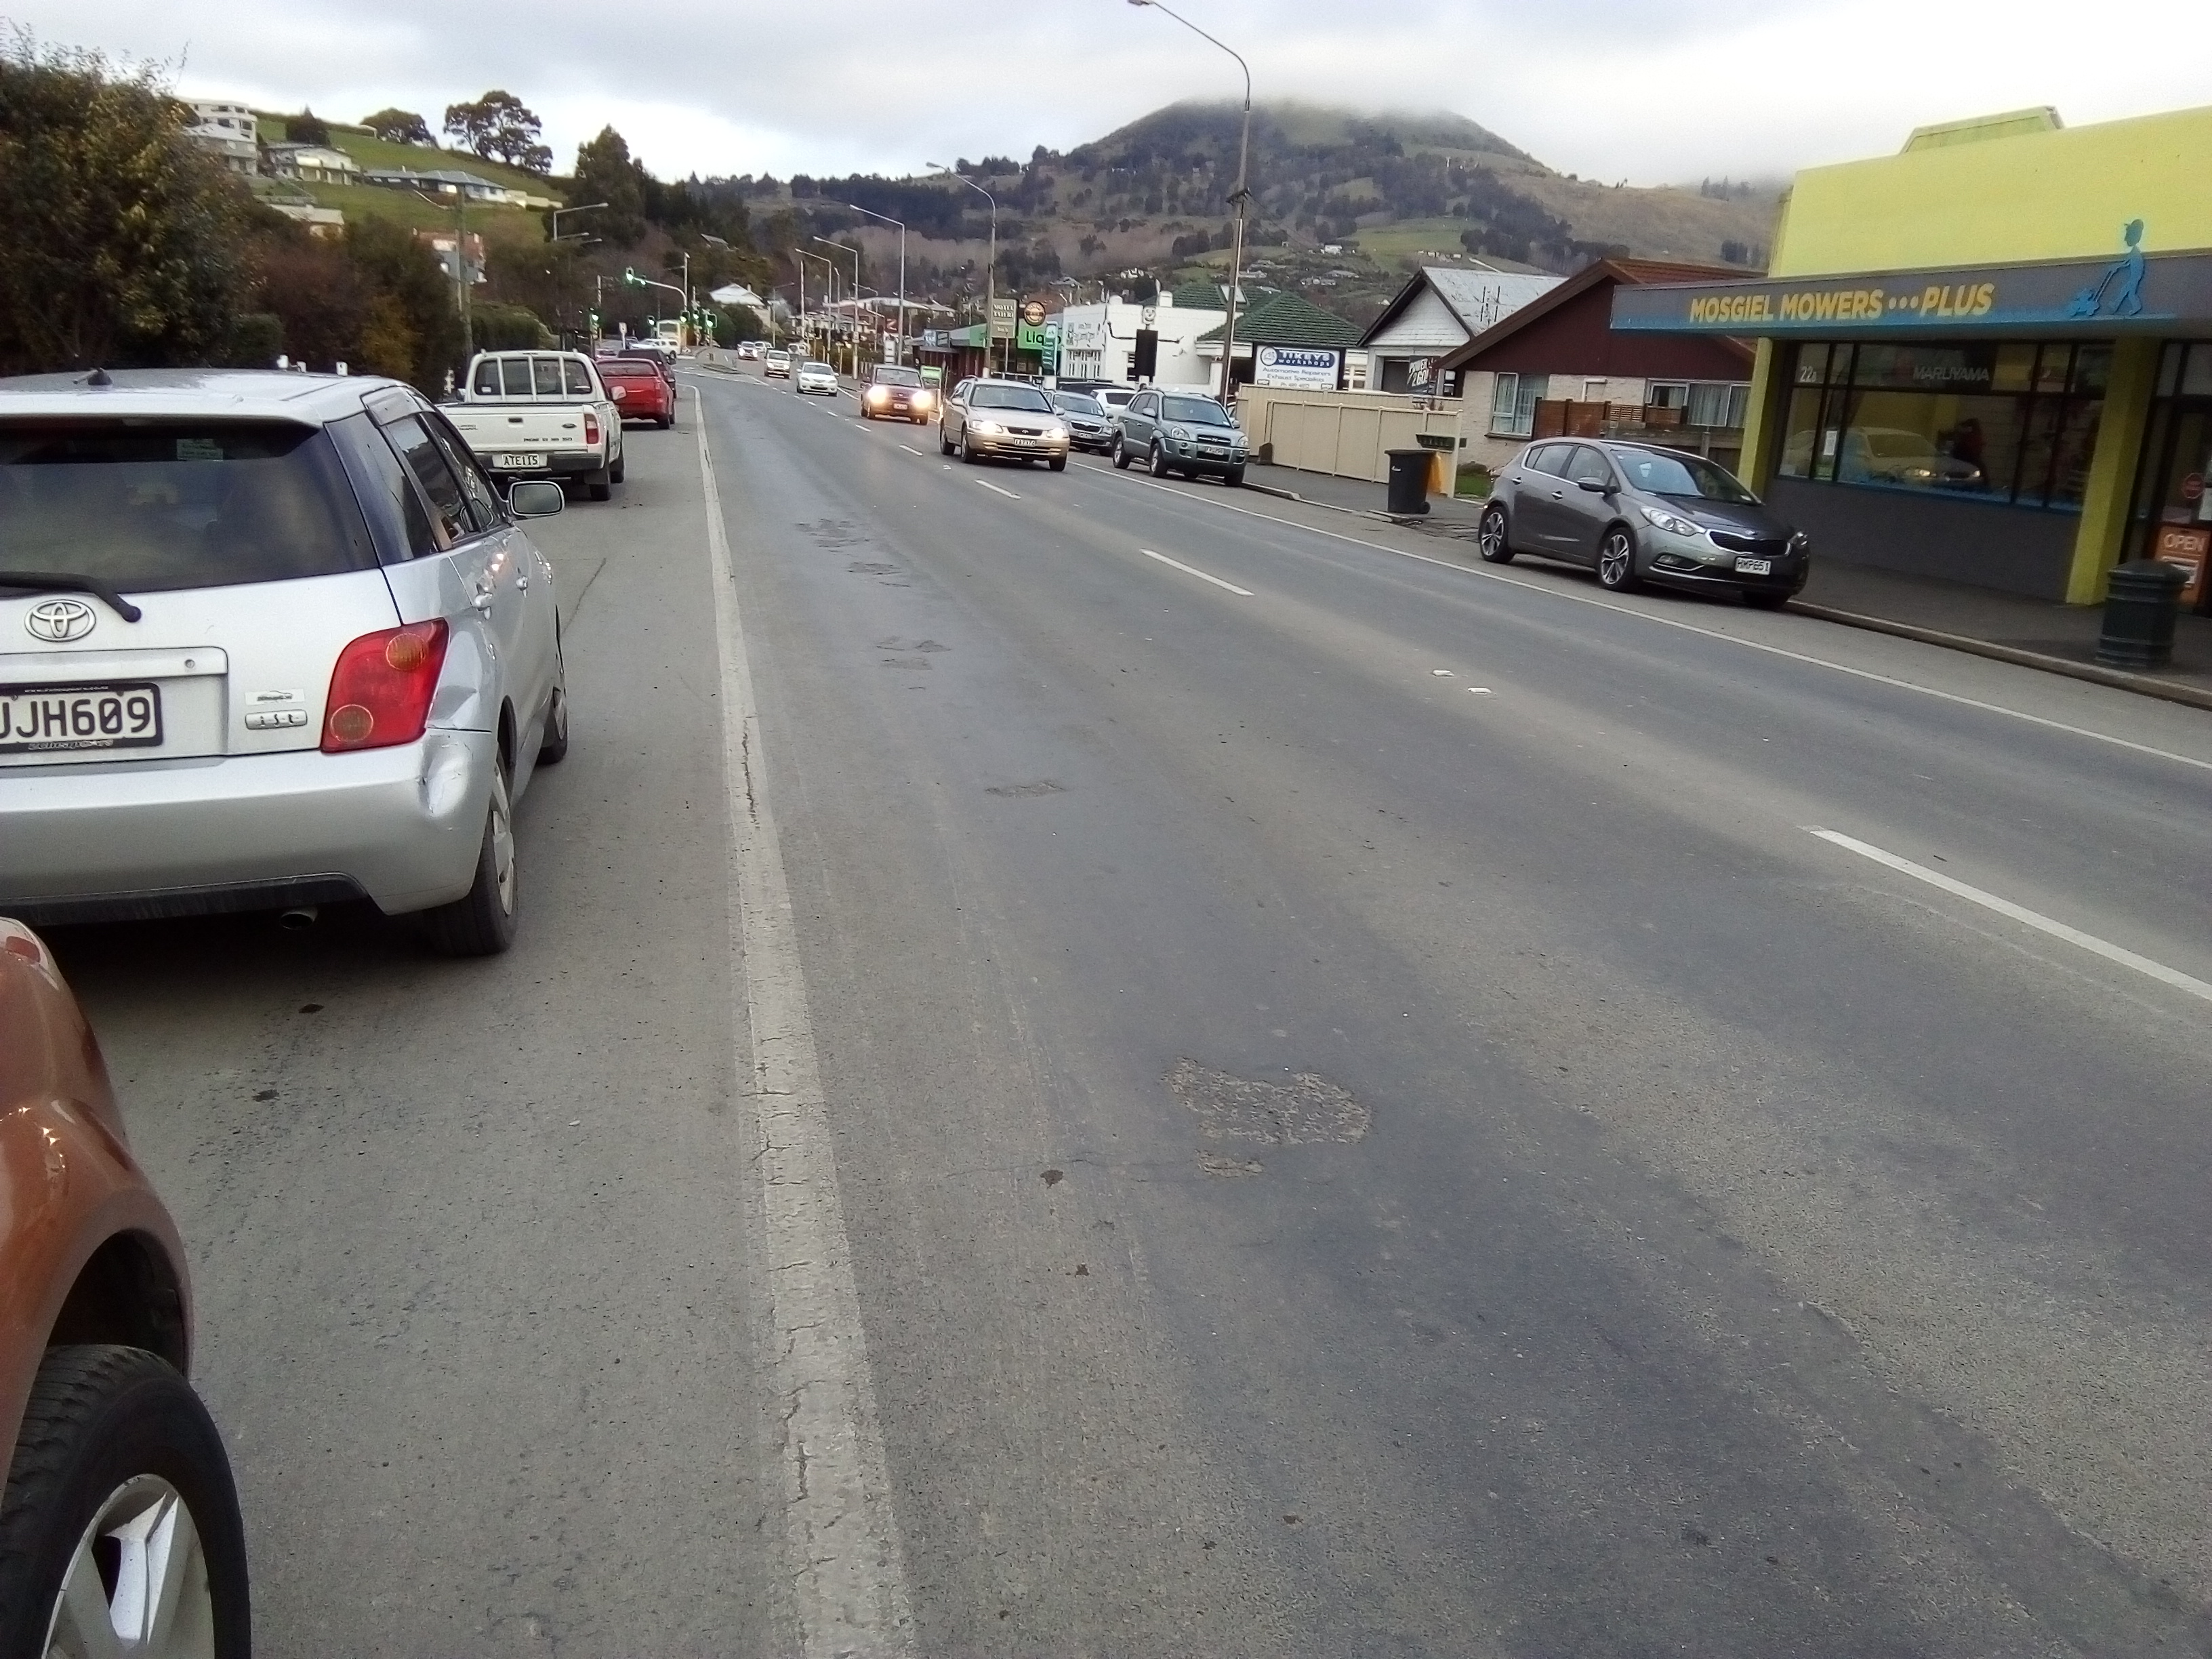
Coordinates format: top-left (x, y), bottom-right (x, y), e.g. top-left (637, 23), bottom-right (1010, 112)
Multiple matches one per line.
top-left (47, 364), bottom-right (2212, 1657)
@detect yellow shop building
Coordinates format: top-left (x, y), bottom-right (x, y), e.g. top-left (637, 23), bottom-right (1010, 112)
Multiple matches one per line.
top-left (1612, 103), bottom-right (2212, 610)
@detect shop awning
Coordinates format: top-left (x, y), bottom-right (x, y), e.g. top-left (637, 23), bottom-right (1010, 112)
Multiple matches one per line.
top-left (1612, 247), bottom-right (2212, 339)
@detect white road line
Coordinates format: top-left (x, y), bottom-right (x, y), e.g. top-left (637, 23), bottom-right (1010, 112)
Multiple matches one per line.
top-left (899, 445), bottom-right (925, 456)
top-left (1807, 827), bottom-right (2212, 1004)
top-left (1065, 464), bottom-right (2212, 777)
top-left (1141, 548), bottom-right (1254, 596)
top-left (975, 478), bottom-right (1023, 499)
top-left (696, 419), bottom-right (914, 1656)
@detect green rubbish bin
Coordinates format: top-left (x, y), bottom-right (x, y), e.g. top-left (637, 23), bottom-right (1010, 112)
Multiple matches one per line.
top-left (1385, 448), bottom-right (1432, 516)
top-left (2095, 560), bottom-right (2187, 670)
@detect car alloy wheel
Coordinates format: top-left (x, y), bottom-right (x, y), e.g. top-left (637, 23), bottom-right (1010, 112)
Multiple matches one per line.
top-left (960, 429), bottom-right (978, 464)
top-left (1149, 443), bottom-right (1168, 478)
top-left (1112, 436), bottom-right (1132, 470)
top-left (1597, 527), bottom-right (1640, 592)
top-left (1477, 505), bottom-right (1515, 565)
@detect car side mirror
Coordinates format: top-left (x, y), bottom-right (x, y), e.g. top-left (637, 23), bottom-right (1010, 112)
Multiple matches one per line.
top-left (610, 385), bottom-right (626, 400)
top-left (1578, 477), bottom-right (1612, 493)
top-left (508, 480), bottom-right (565, 518)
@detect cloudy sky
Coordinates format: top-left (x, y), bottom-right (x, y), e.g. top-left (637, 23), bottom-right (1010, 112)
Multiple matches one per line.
top-left (15, 0), bottom-right (2205, 186)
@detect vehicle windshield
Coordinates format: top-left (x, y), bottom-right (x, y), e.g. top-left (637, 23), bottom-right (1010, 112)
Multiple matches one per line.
top-left (1162, 395), bottom-right (1233, 426)
top-left (1611, 447), bottom-right (1759, 504)
top-left (803, 362), bottom-right (832, 373)
top-left (971, 385), bottom-right (1055, 412)
top-left (1053, 393), bottom-right (1103, 415)
top-left (872, 368), bottom-right (923, 388)
top-left (0, 420), bottom-right (375, 592)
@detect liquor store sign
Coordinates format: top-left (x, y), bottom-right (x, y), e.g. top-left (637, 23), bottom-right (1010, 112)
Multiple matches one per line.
top-left (1612, 243), bottom-right (2212, 336)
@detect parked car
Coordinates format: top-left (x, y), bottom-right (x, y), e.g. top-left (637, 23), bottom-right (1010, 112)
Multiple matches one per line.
top-left (1477, 439), bottom-right (1810, 607)
top-left (857, 364), bottom-right (935, 424)
top-left (795, 361), bottom-right (840, 396)
top-left (614, 348), bottom-right (677, 390)
top-left (598, 356), bottom-right (676, 429)
top-left (937, 379), bottom-right (1071, 469)
top-left (0, 916), bottom-right (249, 1654)
top-left (1049, 390), bottom-right (1115, 453)
top-left (445, 350), bottom-right (624, 501)
top-left (1111, 389), bottom-right (1248, 484)
top-left (762, 350), bottom-right (792, 380)
top-left (0, 367), bottom-right (571, 954)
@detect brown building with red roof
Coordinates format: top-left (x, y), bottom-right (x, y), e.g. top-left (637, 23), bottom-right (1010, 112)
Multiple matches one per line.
top-left (1434, 259), bottom-right (1759, 474)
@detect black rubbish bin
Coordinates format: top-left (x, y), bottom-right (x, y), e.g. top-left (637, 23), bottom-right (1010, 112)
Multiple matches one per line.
top-left (2095, 559), bottom-right (2187, 670)
top-left (1385, 448), bottom-right (1433, 516)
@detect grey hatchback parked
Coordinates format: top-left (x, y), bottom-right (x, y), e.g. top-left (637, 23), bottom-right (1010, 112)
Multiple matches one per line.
top-left (1111, 390), bottom-right (1248, 484)
top-left (1477, 439), bottom-right (1809, 607)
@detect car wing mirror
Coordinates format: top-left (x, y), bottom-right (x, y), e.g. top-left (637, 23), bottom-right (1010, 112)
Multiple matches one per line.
top-left (1578, 477), bottom-right (1611, 493)
top-left (508, 480), bottom-right (565, 518)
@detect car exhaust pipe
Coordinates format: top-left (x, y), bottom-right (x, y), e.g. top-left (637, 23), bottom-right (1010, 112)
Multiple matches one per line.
top-left (276, 906), bottom-right (319, 932)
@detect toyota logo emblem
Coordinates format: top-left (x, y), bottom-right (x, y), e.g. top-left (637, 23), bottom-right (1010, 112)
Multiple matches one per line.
top-left (25, 598), bottom-right (96, 642)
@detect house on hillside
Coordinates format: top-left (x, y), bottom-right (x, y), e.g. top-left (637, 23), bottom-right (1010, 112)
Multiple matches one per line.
top-left (1195, 291), bottom-right (1363, 396)
top-left (361, 166), bottom-right (558, 210)
top-left (1433, 258), bottom-right (1756, 474)
top-left (262, 143), bottom-right (362, 186)
top-left (1359, 264), bottom-right (1563, 394)
top-left (183, 102), bottom-right (258, 175)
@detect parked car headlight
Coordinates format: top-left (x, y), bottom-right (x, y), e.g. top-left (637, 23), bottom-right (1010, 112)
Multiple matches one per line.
top-left (1637, 504), bottom-right (1703, 537)
top-left (1167, 425), bottom-right (1192, 441)
top-left (1789, 531), bottom-right (1810, 552)
top-left (970, 419), bottom-right (1006, 436)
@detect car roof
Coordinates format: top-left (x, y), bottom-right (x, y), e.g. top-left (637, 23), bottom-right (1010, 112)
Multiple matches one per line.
top-left (0, 367), bottom-right (408, 426)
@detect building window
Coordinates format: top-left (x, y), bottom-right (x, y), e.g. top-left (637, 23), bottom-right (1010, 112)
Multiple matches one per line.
top-left (1490, 372), bottom-right (1538, 437)
top-left (1647, 382), bottom-right (1689, 410)
top-left (1685, 382), bottom-right (1750, 429)
top-left (1775, 340), bottom-right (2106, 510)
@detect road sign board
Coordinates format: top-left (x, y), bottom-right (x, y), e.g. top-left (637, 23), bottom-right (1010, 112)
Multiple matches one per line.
top-left (988, 298), bottom-right (1017, 340)
top-left (1022, 300), bottom-right (1046, 327)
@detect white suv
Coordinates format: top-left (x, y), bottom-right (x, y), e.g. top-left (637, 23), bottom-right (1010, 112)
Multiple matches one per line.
top-left (0, 367), bottom-right (571, 954)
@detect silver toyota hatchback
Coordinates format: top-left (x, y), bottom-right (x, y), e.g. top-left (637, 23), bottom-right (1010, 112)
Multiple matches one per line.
top-left (0, 368), bottom-right (570, 955)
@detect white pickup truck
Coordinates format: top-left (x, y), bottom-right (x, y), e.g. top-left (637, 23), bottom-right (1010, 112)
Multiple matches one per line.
top-left (447, 350), bottom-right (626, 501)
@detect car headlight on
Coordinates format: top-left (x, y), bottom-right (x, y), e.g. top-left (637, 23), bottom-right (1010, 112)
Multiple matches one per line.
top-left (867, 387), bottom-right (888, 403)
top-left (970, 419), bottom-right (1006, 436)
top-left (1046, 424), bottom-right (1069, 442)
top-left (1638, 504), bottom-right (1703, 537)
top-left (914, 391), bottom-right (933, 409)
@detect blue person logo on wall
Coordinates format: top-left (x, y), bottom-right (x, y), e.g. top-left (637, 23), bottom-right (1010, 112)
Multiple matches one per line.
top-left (2067, 219), bottom-right (2147, 319)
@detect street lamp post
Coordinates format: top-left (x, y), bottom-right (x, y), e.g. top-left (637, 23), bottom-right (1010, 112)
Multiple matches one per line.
top-left (1128, 0), bottom-right (1252, 405)
top-left (929, 163), bottom-right (999, 374)
top-left (813, 239), bottom-right (863, 371)
top-left (845, 203), bottom-right (908, 366)
top-left (413, 186), bottom-right (474, 360)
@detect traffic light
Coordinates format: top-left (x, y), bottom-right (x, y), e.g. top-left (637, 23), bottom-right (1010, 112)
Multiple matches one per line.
top-left (623, 268), bottom-right (638, 286)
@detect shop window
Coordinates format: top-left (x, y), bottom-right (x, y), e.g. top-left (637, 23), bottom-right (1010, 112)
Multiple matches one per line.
top-left (1773, 337), bottom-right (2105, 511)
top-left (1489, 372), bottom-right (1537, 437)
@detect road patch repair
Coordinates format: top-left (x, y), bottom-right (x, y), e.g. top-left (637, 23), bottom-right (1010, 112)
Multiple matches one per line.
top-left (1171, 1059), bottom-right (1370, 1176)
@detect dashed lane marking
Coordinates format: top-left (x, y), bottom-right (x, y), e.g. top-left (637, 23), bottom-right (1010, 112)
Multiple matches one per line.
top-left (1141, 548), bottom-right (1254, 597)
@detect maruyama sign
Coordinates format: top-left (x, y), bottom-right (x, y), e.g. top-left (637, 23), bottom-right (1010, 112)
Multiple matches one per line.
top-left (1613, 239), bottom-right (2212, 336)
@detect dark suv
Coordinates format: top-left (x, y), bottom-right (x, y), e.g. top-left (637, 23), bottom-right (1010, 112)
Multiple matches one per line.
top-left (1111, 389), bottom-right (1248, 484)
top-left (1478, 440), bottom-right (1809, 607)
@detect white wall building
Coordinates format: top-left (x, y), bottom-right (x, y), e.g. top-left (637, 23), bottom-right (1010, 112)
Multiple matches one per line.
top-left (1052, 292), bottom-right (1225, 388)
top-left (1360, 265), bottom-right (1563, 394)
top-left (184, 102), bottom-right (258, 175)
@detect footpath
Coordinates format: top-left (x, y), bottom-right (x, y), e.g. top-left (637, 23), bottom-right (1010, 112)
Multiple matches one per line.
top-left (1238, 462), bottom-right (2212, 711)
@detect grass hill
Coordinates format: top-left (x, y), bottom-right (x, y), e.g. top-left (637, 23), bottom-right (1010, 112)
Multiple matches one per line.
top-left (252, 115), bottom-right (560, 249)
top-left (748, 99), bottom-right (1781, 327)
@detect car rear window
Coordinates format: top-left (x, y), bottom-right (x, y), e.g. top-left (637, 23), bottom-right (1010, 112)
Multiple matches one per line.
top-left (0, 419), bottom-right (375, 592)
top-left (565, 361), bottom-right (596, 396)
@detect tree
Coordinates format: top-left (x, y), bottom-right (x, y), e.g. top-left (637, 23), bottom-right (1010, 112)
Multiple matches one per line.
top-left (0, 41), bottom-right (253, 374)
top-left (571, 127), bottom-right (649, 246)
top-left (443, 90), bottom-right (550, 173)
top-left (287, 107), bottom-right (329, 146)
top-left (343, 217), bottom-right (466, 395)
top-left (362, 107), bottom-right (431, 145)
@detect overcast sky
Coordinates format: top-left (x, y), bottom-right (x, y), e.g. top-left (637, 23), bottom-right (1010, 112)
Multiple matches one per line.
top-left (16, 0), bottom-right (2205, 188)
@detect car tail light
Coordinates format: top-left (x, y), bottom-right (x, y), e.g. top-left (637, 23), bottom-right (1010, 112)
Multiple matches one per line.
top-left (322, 620), bottom-right (449, 753)
top-left (583, 411), bottom-right (601, 446)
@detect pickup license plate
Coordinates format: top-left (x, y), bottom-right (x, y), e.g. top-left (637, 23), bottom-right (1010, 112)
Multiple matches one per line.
top-left (494, 453), bottom-right (549, 470)
top-left (0, 681), bottom-right (163, 758)
top-left (1734, 556), bottom-right (1774, 575)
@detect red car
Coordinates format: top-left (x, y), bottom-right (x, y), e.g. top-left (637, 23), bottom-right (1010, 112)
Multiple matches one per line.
top-left (598, 357), bottom-right (676, 428)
